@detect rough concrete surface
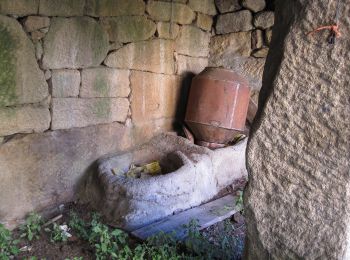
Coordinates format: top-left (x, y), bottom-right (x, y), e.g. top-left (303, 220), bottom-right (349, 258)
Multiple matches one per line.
top-left (245, 1), bottom-right (350, 259)
top-left (82, 134), bottom-right (247, 230)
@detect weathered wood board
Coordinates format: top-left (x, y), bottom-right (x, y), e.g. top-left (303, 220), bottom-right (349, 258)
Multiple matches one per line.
top-left (131, 195), bottom-right (238, 240)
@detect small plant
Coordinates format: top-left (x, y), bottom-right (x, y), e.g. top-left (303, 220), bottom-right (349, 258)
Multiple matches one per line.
top-left (183, 219), bottom-right (217, 258)
top-left (87, 213), bottom-right (129, 259)
top-left (0, 223), bottom-right (19, 259)
top-left (45, 223), bottom-right (69, 243)
top-left (69, 211), bottom-right (89, 240)
top-left (146, 231), bottom-right (181, 260)
top-left (20, 212), bottom-right (43, 241)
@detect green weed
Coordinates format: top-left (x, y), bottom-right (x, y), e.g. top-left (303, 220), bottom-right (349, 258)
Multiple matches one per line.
top-left (0, 223), bottom-right (19, 260)
top-left (45, 223), bottom-right (69, 243)
top-left (20, 213), bottom-right (43, 241)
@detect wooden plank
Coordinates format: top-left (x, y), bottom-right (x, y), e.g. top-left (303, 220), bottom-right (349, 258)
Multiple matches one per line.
top-left (131, 195), bottom-right (238, 240)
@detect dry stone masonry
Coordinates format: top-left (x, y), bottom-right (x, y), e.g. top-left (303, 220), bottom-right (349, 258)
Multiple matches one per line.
top-left (0, 0), bottom-right (275, 228)
top-left (210, 0), bottom-right (275, 94)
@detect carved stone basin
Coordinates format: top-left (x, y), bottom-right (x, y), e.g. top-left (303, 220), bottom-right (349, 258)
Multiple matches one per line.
top-left (81, 134), bottom-right (247, 230)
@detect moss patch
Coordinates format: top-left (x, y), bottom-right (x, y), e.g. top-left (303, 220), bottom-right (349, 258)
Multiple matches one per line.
top-left (93, 76), bottom-right (109, 97)
top-left (75, 17), bottom-right (109, 65)
top-left (0, 23), bottom-right (17, 107)
top-left (92, 99), bottom-right (111, 119)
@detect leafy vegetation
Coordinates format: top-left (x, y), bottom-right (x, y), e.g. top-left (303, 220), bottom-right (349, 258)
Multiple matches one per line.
top-left (68, 211), bottom-right (89, 240)
top-left (0, 223), bottom-right (19, 260)
top-left (1, 208), bottom-right (243, 260)
top-left (20, 212), bottom-right (43, 241)
top-left (45, 223), bottom-right (69, 243)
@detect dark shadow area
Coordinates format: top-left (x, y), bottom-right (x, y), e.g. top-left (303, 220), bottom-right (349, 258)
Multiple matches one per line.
top-left (174, 72), bottom-right (195, 129)
top-left (257, 0), bottom-right (303, 119)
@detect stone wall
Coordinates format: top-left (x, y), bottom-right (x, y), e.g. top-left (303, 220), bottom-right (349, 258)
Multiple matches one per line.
top-left (210, 0), bottom-right (274, 98)
top-left (0, 0), bottom-right (274, 228)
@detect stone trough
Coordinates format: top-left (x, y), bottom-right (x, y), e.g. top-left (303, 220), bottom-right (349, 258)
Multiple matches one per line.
top-left (83, 134), bottom-right (247, 231)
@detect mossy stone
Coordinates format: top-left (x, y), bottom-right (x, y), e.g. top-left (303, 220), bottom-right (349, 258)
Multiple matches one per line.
top-left (100, 16), bottom-right (156, 43)
top-left (39, 0), bottom-right (85, 16)
top-left (147, 1), bottom-right (195, 25)
top-left (0, 24), bottom-right (17, 107)
top-left (0, 0), bottom-right (39, 16)
top-left (42, 17), bottom-right (109, 69)
top-left (94, 76), bottom-right (110, 97)
top-left (0, 15), bottom-right (48, 107)
top-left (85, 0), bottom-right (145, 17)
top-left (81, 68), bottom-right (130, 98)
top-left (51, 98), bottom-right (129, 130)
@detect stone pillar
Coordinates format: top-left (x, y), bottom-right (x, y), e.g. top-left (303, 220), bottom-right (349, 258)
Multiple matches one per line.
top-left (245, 0), bottom-right (350, 259)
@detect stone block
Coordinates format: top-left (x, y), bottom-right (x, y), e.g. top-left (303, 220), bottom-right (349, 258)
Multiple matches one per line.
top-left (176, 55), bottom-right (208, 75)
top-left (35, 42), bottom-right (43, 60)
top-left (0, 15), bottom-right (48, 107)
top-left (254, 11), bottom-right (275, 29)
top-left (42, 17), bottom-right (109, 69)
top-left (147, 1), bottom-right (195, 25)
top-left (157, 22), bottom-right (180, 39)
top-left (216, 10), bottom-right (253, 34)
top-left (24, 16), bottom-right (50, 32)
top-left (105, 39), bottom-right (175, 75)
top-left (158, 0), bottom-right (187, 2)
top-left (130, 71), bottom-right (181, 125)
top-left (0, 122), bottom-right (132, 229)
top-left (51, 70), bottom-right (80, 98)
top-left (252, 29), bottom-right (264, 49)
top-left (39, 0), bottom-right (85, 16)
top-left (109, 42), bottom-right (123, 52)
top-left (44, 70), bottom-right (51, 80)
top-left (209, 56), bottom-right (265, 91)
top-left (131, 118), bottom-right (175, 145)
top-left (0, 0), bottom-right (38, 16)
top-left (39, 27), bottom-right (49, 33)
top-left (241, 0), bottom-right (265, 12)
top-left (215, 0), bottom-right (241, 13)
top-left (31, 30), bottom-right (45, 42)
top-left (52, 98), bottom-right (129, 130)
top-left (252, 47), bottom-right (269, 58)
top-left (176, 25), bottom-right (210, 57)
top-left (246, 1), bottom-right (350, 259)
top-left (265, 28), bottom-right (273, 45)
top-left (81, 68), bottom-right (130, 98)
top-left (0, 106), bottom-right (50, 136)
top-left (188, 0), bottom-right (217, 15)
top-left (85, 0), bottom-right (145, 17)
top-left (196, 13), bottom-right (213, 31)
top-left (209, 31), bottom-right (251, 64)
top-left (100, 16), bottom-right (156, 43)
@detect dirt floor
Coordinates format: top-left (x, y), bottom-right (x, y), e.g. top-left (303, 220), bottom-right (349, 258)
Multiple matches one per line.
top-left (13, 192), bottom-right (246, 259)
top-left (201, 214), bottom-right (246, 260)
top-left (15, 203), bottom-right (96, 259)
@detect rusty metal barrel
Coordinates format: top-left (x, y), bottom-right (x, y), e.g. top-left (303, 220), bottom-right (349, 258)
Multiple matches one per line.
top-left (185, 67), bottom-right (250, 146)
